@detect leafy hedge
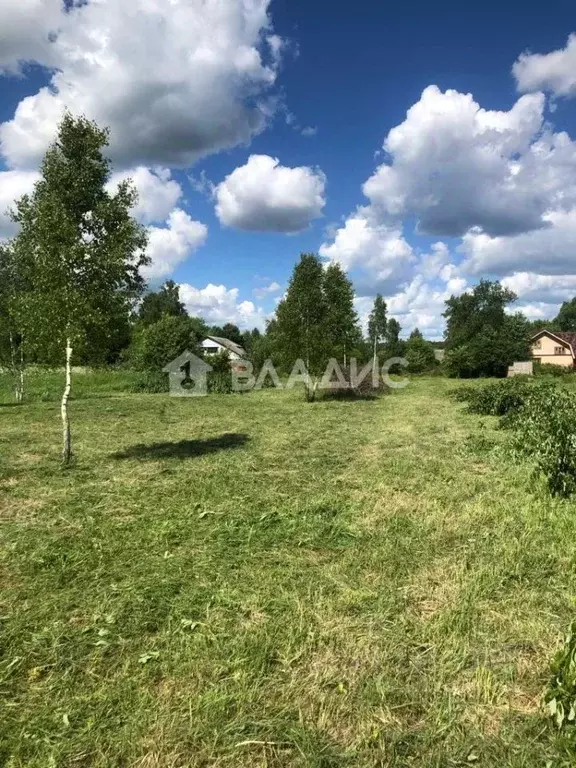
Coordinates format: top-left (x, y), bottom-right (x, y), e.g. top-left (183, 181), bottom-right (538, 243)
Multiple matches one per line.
top-left (535, 362), bottom-right (575, 377)
top-left (452, 377), bottom-right (533, 417)
top-left (510, 384), bottom-right (576, 497)
top-left (455, 378), bottom-right (576, 497)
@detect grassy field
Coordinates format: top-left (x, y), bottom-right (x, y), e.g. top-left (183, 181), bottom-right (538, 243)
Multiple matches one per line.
top-left (1, 372), bottom-right (575, 766)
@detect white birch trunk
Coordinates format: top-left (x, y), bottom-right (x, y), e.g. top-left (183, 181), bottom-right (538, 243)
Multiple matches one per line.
top-left (9, 331), bottom-right (19, 402)
top-left (18, 342), bottom-right (24, 403)
top-left (61, 339), bottom-right (73, 466)
top-left (373, 334), bottom-right (378, 372)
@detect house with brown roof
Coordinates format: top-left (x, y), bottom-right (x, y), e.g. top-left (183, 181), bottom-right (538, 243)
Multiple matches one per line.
top-left (531, 329), bottom-right (576, 368)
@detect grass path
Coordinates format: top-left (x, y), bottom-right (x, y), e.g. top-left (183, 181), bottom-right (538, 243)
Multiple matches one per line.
top-left (0, 376), bottom-right (575, 766)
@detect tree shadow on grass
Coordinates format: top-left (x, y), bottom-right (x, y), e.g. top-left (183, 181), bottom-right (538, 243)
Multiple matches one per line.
top-left (111, 432), bottom-right (250, 461)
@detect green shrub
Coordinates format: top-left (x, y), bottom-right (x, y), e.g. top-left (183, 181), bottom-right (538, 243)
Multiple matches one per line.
top-left (127, 315), bottom-right (200, 373)
top-left (130, 371), bottom-right (169, 393)
top-left (510, 384), bottom-right (576, 497)
top-left (207, 351), bottom-right (233, 394)
top-left (545, 621), bottom-right (576, 732)
top-left (453, 378), bottom-right (576, 497)
top-left (454, 377), bottom-right (534, 417)
top-left (535, 362), bottom-right (574, 377)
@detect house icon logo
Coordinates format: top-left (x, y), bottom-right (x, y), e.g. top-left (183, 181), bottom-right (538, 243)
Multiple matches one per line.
top-left (162, 350), bottom-right (212, 397)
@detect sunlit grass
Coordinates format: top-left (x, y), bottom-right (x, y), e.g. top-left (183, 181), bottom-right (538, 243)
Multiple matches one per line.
top-left (0, 373), bottom-right (574, 765)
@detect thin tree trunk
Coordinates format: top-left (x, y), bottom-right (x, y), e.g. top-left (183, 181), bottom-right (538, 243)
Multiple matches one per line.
top-left (9, 330), bottom-right (17, 402)
top-left (9, 330), bottom-right (22, 403)
top-left (61, 339), bottom-right (73, 466)
top-left (18, 341), bottom-right (24, 403)
top-left (373, 334), bottom-right (378, 372)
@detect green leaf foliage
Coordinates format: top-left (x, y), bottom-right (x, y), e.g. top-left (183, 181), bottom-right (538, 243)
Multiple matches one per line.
top-left (10, 113), bottom-right (149, 364)
top-left (323, 263), bottom-right (362, 363)
top-left (128, 315), bottom-right (201, 372)
top-left (453, 377), bottom-right (534, 417)
top-left (510, 384), bottom-right (576, 497)
top-left (456, 378), bottom-right (576, 497)
top-left (137, 280), bottom-right (188, 327)
top-left (555, 298), bottom-right (576, 332)
top-left (546, 621), bottom-right (576, 733)
top-left (274, 254), bottom-right (329, 376)
top-left (405, 329), bottom-right (438, 373)
top-left (443, 280), bottom-right (532, 378)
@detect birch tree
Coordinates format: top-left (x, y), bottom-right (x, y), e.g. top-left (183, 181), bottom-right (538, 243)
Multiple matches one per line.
top-left (275, 254), bottom-right (328, 400)
top-left (367, 294), bottom-right (387, 369)
top-left (10, 114), bottom-right (148, 465)
top-left (323, 263), bottom-right (361, 368)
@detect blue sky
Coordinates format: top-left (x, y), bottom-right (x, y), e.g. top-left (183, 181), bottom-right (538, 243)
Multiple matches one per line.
top-left (2, 0), bottom-right (576, 338)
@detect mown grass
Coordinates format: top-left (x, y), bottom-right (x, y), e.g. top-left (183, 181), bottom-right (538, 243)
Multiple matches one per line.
top-left (1, 372), bottom-right (575, 766)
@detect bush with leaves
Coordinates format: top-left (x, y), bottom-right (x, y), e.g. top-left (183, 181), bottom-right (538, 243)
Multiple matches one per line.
top-left (128, 315), bottom-right (200, 373)
top-left (545, 621), bottom-right (576, 735)
top-left (207, 351), bottom-right (233, 394)
top-left (510, 384), bottom-right (576, 497)
top-left (454, 377), bottom-right (534, 417)
top-left (535, 362), bottom-right (575, 378)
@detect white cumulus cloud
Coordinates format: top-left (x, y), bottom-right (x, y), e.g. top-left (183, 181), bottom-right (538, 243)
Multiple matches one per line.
top-left (363, 85), bottom-right (561, 237)
top-left (178, 283), bottom-right (267, 329)
top-left (0, 169), bottom-right (40, 239)
top-left (461, 207), bottom-right (576, 277)
top-left (514, 34), bottom-right (576, 98)
top-left (0, 0), bottom-right (283, 170)
top-left (107, 167), bottom-right (183, 226)
top-left (215, 154), bottom-right (326, 232)
top-left (143, 210), bottom-right (207, 281)
top-left (253, 281), bottom-right (281, 298)
top-left (0, 0), bottom-right (63, 73)
top-left (319, 208), bottom-right (414, 295)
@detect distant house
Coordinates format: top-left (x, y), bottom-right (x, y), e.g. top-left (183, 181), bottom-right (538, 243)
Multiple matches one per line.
top-left (201, 336), bottom-right (246, 361)
top-left (531, 329), bottom-right (576, 368)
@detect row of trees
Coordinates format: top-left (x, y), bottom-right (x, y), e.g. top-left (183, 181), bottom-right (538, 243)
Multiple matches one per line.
top-left (2, 115), bottom-right (561, 461)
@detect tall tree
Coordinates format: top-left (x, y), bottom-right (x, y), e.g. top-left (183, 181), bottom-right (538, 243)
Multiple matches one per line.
top-left (405, 329), bottom-right (437, 373)
top-left (11, 114), bottom-right (148, 464)
top-left (555, 298), bottom-right (576, 332)
top-left (443, 280), bottom-right (531, 377)
top-left (221, 323), bottom-right (243, 346)
top-left (382, 317), bottom-right (405, 366)
top-left (367, 294), bottom-right (388, 368)
top-left (323, 263), bottom-right (361, 366)
top-left (137, 280), bottom-right (187, 327)
top-left (241, 327), bottom-right (262, 356)
top-left (0, 244), bottom-right (25, 401)
top-left (275, 253), bottom-right (327, 399)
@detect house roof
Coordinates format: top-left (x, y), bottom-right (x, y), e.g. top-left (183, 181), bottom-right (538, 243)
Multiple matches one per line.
top-left (203, 336), bottom-right (246, 358)
top-left (555, 331), bottom-right (576, 350)
top-left (531, 329), bottom-right (576, 356)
